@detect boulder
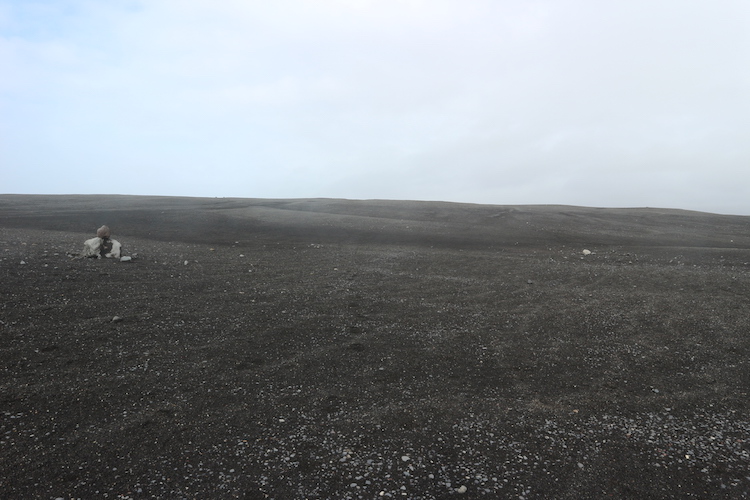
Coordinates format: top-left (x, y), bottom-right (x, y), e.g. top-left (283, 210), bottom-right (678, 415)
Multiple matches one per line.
top-left (97, 225), bottom-right (111, 239)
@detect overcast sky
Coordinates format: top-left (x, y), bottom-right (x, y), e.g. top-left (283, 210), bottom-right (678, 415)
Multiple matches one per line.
top-left (1, 1), bottom-right (749, 214)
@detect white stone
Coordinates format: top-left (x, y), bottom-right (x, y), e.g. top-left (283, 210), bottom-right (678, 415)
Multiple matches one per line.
top-left (582, 249), bottom-right (592, 256)
top-left (120, 256), bottom-right (132, 262)
top-left (82, 237), bottom-right (121, 258)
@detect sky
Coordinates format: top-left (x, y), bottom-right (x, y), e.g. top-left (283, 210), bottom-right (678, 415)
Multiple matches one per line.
top-left (1, 1), bottom-right (749, 214)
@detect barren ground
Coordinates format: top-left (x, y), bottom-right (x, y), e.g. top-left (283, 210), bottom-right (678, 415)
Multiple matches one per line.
top-left (1, 195), bottom-right (750, 499)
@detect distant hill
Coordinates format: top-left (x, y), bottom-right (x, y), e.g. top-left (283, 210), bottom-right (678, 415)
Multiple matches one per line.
top-left (1, 194), bottom-right (749, 252)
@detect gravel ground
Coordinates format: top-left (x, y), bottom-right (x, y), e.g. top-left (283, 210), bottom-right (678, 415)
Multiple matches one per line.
top-left (1, 195), bottom-right (750, 498)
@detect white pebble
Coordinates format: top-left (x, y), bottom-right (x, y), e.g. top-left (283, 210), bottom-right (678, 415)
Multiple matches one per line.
top-left (457, 485), bottom-right (467, 494)
top-left (401, 455), bottom-right (410, 462)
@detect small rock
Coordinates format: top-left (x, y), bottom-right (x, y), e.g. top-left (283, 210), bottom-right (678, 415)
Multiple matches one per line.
top-left (401, 455), bottom-right (410, 462)
top-left (120, 256), bottom-right (132, 262)
top-left (112, 316), bottom-right (123, 323)
top-left (20, 261), bottom-right (26, 265)
top-left (184, 260), bottom-right (189, 265)
top-left (577, 462), bottom-right (584, 469)
top-left (582, 249), bottom-right (592, 256)
top-left (457, 485), bottom-right (468, 494)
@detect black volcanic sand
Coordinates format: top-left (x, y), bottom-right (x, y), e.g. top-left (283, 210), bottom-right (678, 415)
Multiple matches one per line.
top-left (2, 195), bottom-right (750, 499)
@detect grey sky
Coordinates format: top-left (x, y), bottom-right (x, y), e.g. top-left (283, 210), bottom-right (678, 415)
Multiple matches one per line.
top-left (2, 1), bottom-right (749, 214)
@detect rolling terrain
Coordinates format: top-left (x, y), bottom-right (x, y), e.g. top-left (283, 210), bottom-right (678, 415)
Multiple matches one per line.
top-left (2, 195), bottom-right (750, 498)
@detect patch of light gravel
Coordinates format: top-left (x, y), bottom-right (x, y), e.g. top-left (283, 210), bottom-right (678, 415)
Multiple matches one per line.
top-left (142, 407), bottom-right (750, 499)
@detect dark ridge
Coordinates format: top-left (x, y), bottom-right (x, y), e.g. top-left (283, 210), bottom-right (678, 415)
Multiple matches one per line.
top-left (1, 194), bottom-right (749, 251)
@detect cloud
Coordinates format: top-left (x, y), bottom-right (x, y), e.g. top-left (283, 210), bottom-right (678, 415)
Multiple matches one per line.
top-left (1, 0), bottom-right (749, 213)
